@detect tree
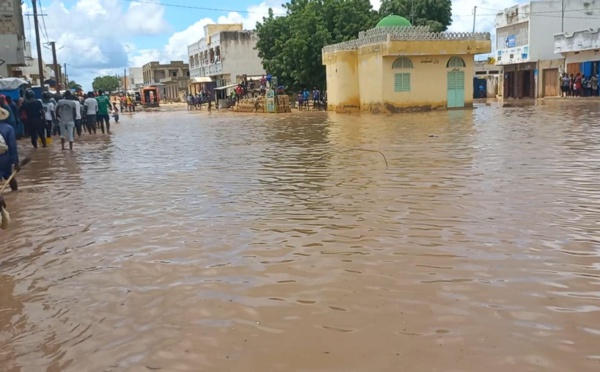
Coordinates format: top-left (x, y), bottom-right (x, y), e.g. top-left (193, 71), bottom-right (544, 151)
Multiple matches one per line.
top-left (92, 75), bottom-right (120, 93)
top-left (256, 0), bottom-right (379, 92)
top-left (379, 0), bottom-right (452, 32)
top-left (68, 81), bottom-right (82, 91)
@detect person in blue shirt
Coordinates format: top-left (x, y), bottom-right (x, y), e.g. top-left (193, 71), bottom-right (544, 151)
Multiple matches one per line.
top-left (0, 107), bottom-right (19, 191)
top-left (0, 95), bottom-right (16, 131)
top-left (266, 73), bottom-right (272, 88)
top-left (5, 96), bottom-right (23, 139)
top-left (303, 89), bottom-right (309, 110)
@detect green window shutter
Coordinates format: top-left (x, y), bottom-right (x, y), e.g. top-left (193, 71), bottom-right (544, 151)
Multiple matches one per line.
top-left (402, 73), bottom-right (410, 91)
top-left (394, 73), bottom-right (410, 92)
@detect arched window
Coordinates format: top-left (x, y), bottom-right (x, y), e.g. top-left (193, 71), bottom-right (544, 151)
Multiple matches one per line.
top-left (447, 57), bottom-right (466, 68)
top-left (392, 57), bottom-right (413, 69)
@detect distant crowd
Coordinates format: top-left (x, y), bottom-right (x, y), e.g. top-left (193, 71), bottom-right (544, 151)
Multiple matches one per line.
top-left (188, 73), bottom-right (328, 111)
top-left (561, 73), bottom-right (599, 97)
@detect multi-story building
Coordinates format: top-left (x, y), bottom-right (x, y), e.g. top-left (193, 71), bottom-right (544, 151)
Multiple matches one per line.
top-left (554, 28), bottom-right (600, 79)
top-left (495, 0), bottom-right (600, 99)
top-left (142, 61), bottom-right (189, 101)
top-left (11, 58), bottom-right (52, 86)
top-left (128, 67), bottom-right (143, 91)
top-left (0, 0), bottom-right (27, 77)
top-left (187, 23), bottom-right (265, 94)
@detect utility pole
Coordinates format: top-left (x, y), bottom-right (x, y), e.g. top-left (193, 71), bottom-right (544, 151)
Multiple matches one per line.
top-left (473, 6), bottom-right (477, 33)
top-left (63, 63), bottom-right (68, 88)
top-left (561, 0), bottom-right (565, 32)
top-left (31, 0), bottom-right (45, 90)
top-left (49, 41), bottom-right (59, 90)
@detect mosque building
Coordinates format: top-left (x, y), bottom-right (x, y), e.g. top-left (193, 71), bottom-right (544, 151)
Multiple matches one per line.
top-left (322, 15), bottom-right (492, 113)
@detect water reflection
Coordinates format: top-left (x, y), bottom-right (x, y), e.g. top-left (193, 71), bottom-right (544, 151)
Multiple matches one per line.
top-left (1, 102), bottom-right (600, 371)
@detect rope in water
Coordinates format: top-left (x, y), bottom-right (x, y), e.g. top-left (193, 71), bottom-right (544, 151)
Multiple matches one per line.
top-left (305, 148), bottom-right (389, 172)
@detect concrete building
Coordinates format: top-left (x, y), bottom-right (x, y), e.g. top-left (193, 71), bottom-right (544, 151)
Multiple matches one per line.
top-left (187, 23), bottom-right (265, 94)
top-left (495, 0), bottom-right (600, 99)
top-left (128, 67), bottom-right (143, 90)
top-left (0, 0), bottom-right (27, 77)
top-left (554, 28), bottom-right (600, 79)
top-left (322, 15), bottom-right (491, 113)
top-left (474, 60), bottom-right (502, 98)
top-left (142, 61), bottom-right (189, 101)
top-left (11, 58), bottom-right (53, 86)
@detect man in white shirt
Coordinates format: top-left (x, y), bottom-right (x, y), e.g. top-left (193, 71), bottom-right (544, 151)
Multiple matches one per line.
top-left (41, 92), bottom-right (55, 139)
top-left (73, 95), bottom-right (83, 137)
top-left (83, 91), bottom-right (98, 134)
top-left (56, 91), bottom-right (77, 150)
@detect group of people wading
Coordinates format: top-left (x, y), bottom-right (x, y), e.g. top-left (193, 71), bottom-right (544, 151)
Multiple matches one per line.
top-left (0, 89), bottom-right (120, 197)
top-left (21, 89), bottom-right (117, 151)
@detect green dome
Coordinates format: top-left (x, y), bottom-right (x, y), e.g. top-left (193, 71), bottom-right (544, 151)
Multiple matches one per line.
top-left (376, 15), bottom-right (412, 27)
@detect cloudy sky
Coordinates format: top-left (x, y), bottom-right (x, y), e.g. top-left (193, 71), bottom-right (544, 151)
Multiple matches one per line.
top-left (25, 0), bottom-right (523, 90)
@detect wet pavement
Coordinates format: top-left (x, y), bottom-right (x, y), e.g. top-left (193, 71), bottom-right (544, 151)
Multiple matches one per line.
top-left (1, 101), bottom-right (600, 371)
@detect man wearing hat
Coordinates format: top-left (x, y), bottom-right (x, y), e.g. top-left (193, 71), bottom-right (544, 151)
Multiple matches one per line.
top-left (0, 106), bottom-right (19, 191)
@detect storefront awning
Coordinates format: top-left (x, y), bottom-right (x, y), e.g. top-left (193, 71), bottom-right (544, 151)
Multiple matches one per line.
top-left (214, 83), bottom-right (238, 90)
top-left (191, 76), bottom-right (213, 83)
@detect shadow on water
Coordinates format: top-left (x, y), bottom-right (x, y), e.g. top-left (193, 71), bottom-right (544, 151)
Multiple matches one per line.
top-left (1, 104), bottom-right (600, 371)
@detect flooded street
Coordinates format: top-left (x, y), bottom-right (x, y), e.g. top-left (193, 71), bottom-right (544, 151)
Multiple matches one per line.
top-left (2, 101), bottom-right (600, 371)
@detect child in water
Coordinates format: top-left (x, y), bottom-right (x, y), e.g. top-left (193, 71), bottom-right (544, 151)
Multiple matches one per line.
top-left (112, 107), bottom-right (119, 123)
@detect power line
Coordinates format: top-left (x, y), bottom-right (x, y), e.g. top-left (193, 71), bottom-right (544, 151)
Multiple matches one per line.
top-left (37, 0), bottom-right (50, 42)
top-left (121, 0), bottom-right (284, 15)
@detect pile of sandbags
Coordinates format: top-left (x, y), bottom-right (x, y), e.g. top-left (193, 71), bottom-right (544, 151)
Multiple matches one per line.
top-left (231, 95), bottom-right (291, 113)
top-left (277, 95), bottom-right (291, 113)
top-left (231, 96), bottom-right (265, 113)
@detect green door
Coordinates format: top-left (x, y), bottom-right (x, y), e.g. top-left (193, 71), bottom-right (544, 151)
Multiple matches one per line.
top-left (447, 71), bottom-right (465, 108)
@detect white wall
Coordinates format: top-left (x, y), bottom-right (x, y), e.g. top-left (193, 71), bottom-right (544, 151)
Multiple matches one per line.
top-left (565, 50), bottom-right (600, 64)
top-left (554, 28), bottom-right (600, 54)
top-left (221, 31), bottom-right (265, 82)
top-left (530, 0), bottom-right (600, 61)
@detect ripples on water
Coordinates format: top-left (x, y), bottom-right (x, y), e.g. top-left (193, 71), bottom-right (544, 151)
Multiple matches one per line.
top-left (1, 101), bottom-right (600, 371)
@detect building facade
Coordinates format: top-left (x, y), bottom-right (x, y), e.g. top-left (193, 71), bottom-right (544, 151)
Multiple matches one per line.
top-left (128, 67), bottom-right (143, 91)
top-left (0, 0), bottom-right (27, 77)
top-left (142, 61), bottom-right (189, 101)
top-left (322, 15), bottom-right (491, 113)
top-left (554, 28), bottom-right (600, 79)
top-left (474, 61), bottom-right (502, 98)
top-left (495, 0), bottom-right (600, 99)
top-left (11, 58), bottom-right (52, 86)
top-left (187, 23), bottom-right (265, 94)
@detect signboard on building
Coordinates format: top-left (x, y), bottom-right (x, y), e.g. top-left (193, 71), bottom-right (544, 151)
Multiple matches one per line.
top-left (496, 45), bottom-right (529, 65)
top-left (505, 35), bottom-right (516, 48)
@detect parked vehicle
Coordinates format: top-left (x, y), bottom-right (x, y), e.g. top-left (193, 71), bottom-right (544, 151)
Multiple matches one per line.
top-left (140, 87), bottom-right (159, 107)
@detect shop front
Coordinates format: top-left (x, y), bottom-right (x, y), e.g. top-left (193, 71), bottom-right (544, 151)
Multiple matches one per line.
top-left (503, 62), bottom-right (536, 99)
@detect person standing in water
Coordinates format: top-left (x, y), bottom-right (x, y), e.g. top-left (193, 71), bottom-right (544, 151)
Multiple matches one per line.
top-left (0, 106), bottom-right (19, 191)
top-left (73, 94), bottom-right (83, 137)
top-left (96, 90), bottom-right (112, 134)
top-left (55, 91), bottom-right (77, 151)
top-left (41, 92), bottom-right (56, 140)
top-left (83, 92), bottom-right (98, 134)
top-left (20, 89), bottom-right (46, 148)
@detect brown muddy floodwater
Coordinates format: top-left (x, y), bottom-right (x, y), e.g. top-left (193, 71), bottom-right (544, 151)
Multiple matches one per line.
top-left (1, 101), bottom-right (600, 372)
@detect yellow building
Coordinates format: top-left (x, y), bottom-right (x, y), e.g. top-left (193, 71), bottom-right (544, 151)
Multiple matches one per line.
top-left (322, 15), bottom-right (492, 113)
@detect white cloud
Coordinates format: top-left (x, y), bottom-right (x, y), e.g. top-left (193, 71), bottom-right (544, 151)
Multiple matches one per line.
top-left (24, 0), bottom-right (170, 90)
top-left (132, 0), bottom-right (286, 65)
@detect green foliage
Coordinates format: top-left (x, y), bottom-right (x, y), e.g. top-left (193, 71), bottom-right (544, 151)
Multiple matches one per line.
top-left (379, 0), bottom-right (452, 32)
top-left (256, 0), bottom-right (379, 92)
top-left (67, 81), bottom-right (82, 91)
top-left (92, 75), bottom-right (120, 93)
